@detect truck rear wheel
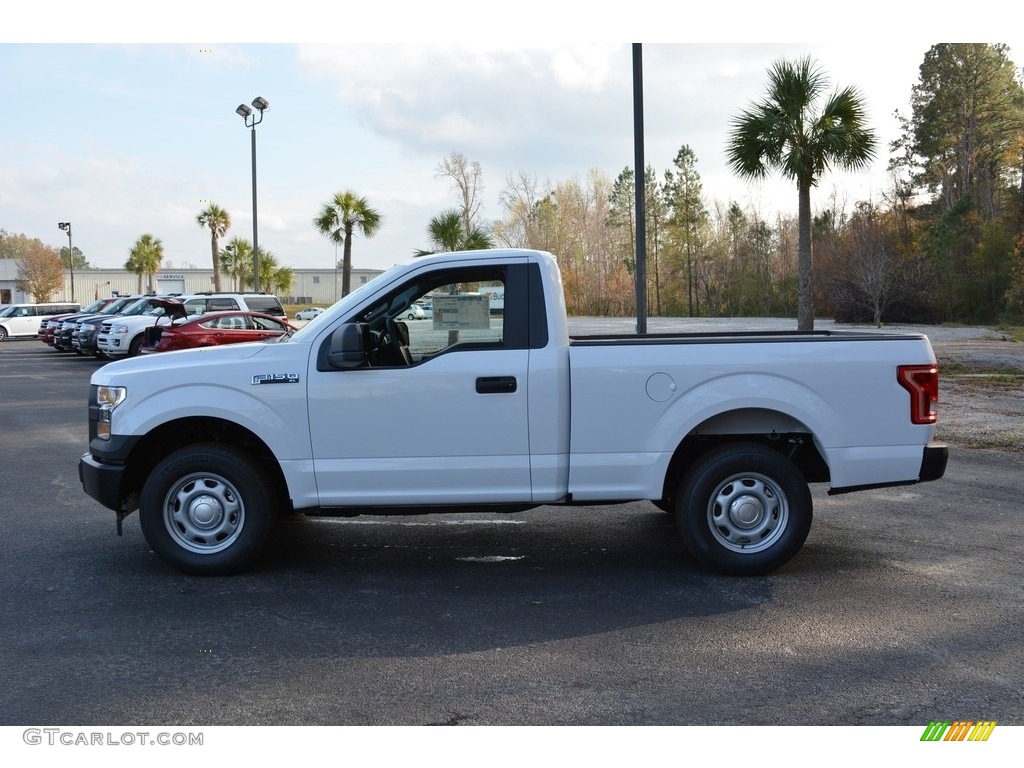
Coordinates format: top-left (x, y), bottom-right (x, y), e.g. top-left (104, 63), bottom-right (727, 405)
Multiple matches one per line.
top-left (139, 444), bottom-right (275, 575)
top-left (676, 442), bottom-right (811, 576)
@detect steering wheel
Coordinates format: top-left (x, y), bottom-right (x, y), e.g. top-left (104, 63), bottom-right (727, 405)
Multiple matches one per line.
top-left (384, 317), bottom-right (412, 366)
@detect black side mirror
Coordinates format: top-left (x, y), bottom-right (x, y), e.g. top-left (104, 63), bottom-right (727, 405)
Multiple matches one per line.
top-left (327, 323), bottom-right (367, 369)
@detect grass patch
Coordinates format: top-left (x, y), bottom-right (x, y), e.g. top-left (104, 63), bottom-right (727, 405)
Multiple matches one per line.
top-left (938, 359), bottom-right (1024, 376)
top-left (993, 324), bottom-right (1024, 342)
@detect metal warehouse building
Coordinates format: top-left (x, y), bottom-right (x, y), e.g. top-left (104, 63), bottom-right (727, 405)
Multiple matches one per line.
top-left (1, 263), bottom-right (384, 306)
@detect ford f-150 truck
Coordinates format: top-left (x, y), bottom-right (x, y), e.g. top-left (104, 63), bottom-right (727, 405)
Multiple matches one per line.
top-left (79, 248), bottom-right (947, 576)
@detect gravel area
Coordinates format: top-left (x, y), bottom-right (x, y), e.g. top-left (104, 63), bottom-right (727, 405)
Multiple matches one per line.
top-left (568, 317), bottom-right (1024, 453)
top-left (930, 337), bottom-right (1024, 452)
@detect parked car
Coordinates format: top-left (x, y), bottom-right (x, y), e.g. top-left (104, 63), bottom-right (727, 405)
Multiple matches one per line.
top-left (402, 303), bottom-right (425, 320)
top-left (414, 301), bottom-right (433, 319)
top-left (40, 298), bottom-right (115, 347)
top-left (97, 292), bottom-right (286, 359)
top-left (53, 297), bottom-right (135, 352)
top-left (141, 303), bottom-right (295, 353)
top-left (71, 296), bottom-right (145, 357)
top-left (1, 302), bottom-right (80, 340)
top-left (295, 307), bottom-right (324, 321)
top-left (182, 292), bottom-right (287, 321)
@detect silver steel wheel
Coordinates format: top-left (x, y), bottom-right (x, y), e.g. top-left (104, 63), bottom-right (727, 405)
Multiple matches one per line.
top-left (706, 471), bottom-right (789, 554)
top-left (162, 472), bottom-right (245, 555)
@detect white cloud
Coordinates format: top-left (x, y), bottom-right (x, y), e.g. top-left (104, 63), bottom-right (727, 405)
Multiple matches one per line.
top-left (4, 37), bottom-right (1024, 273)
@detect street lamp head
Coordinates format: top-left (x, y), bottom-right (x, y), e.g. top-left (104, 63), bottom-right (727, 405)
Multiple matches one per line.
top-left (251, 96), bottom-right (269, 111)
top-left (235, 104), bottom-right (252, 118)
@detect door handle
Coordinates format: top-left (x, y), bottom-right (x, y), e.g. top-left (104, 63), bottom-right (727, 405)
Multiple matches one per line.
top-left (476, 376), bottom-right (517, 394)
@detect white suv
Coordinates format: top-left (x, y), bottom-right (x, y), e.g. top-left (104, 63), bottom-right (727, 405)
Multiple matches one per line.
top-left (181, 293), bottom-right (286, 320)
top-left (96, 292), bottom-right (285, 359)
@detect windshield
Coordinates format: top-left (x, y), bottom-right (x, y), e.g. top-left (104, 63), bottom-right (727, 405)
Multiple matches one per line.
top-left (0, 306), bottom-right (14, 318)
top-left (101, 299), bottom-right (131, 314)
top-left (287, 264), bottom-right (402, 342)
top-left (118, 298), bottom-right (159, 316)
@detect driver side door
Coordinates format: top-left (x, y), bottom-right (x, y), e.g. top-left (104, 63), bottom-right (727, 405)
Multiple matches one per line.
top-left (307, 265), bottom-right (533, 507)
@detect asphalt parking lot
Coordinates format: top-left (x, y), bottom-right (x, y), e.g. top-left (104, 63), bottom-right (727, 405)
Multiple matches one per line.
top-left (1, 336), bottom-right (1022, 729)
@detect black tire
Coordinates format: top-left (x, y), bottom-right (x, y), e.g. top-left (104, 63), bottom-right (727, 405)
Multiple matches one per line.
top-left (675, 442), bottom-right (812, 576)
top-left (127, 333), bottom-right (145, 357)
top-left (139, 443), bottom-right (276, 575)
top-left (0, 327), bottom-right (7, 341)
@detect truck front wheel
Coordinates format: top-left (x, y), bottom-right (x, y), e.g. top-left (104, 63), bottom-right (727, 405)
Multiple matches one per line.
top-left (676, 443), bottom-right (811, 576)
top-left (139, 444), bottom-right (275, 575)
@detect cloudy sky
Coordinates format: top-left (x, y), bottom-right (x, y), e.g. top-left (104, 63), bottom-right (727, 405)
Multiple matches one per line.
top-left (4, 3), bottom-right (1020, 272)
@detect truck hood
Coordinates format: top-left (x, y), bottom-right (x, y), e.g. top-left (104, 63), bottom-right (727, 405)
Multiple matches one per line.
top-left (94, 340), bottom-right (273, 384)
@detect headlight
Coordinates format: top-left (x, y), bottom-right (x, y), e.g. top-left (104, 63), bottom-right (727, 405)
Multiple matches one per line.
top-left (96, 385), bottom-right (127, 440)
top-left (109, 324), bottom-right (129, 334)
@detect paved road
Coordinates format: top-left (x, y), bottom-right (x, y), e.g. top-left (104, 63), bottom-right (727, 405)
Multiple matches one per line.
top-left (1, 338), bottom-right (1022, 727)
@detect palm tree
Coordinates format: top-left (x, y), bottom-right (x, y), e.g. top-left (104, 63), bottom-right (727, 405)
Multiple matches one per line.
top-left (414, 209), bottom-right (494, 257)
top-left (125, 234), bottom-right (164, 293)
top-left (253, 247), bottom-right (294, 296)
top-left (220, 236), bottom-right (253, 291)
top-left (196, 203), bottom-right (231, 292)
top-left (313, 191), bottom-right (381, 297)
top-left (726, 56), bottom-right (877, 330)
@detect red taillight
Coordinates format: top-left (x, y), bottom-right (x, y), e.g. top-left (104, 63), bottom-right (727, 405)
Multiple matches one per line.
top-left (897, 365), bottom-right (939, 425)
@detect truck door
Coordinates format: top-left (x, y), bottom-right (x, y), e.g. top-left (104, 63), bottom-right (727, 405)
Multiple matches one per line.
top-left (307, 264), bottom-right (534, 507)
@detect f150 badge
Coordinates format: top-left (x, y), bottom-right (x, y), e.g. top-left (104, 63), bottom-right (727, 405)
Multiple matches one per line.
top-left (252, 373), bottom-right (300, 385)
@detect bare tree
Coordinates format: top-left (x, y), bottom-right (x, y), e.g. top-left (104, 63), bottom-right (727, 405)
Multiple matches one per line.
top-left (494, 172), bottom-right (540, 248)
top-left (833, 203), bottom-right (902, 327)
top-left (436, 151), bottom-right (484, 234)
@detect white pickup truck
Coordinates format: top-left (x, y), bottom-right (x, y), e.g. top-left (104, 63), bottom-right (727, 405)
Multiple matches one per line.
top-left (79, 248), bottom-right (947, 576)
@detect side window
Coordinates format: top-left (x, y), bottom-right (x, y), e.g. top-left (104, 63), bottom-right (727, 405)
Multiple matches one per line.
top-left (252, 316), bottom-right (282, 331)
top-left (405, 277), bottom-right (505, 359)
top-left (321, 262), bottom-right (538, 372)
top-left (350, 266), bottom-right (514, 368)
top-left (248, 298), bottom-right (283, 315)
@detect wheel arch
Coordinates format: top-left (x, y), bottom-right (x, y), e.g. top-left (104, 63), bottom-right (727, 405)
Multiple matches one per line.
top-left (659, 407), bottom-right (830, 507)
top-left (121, 416), bottom-right (291, 515)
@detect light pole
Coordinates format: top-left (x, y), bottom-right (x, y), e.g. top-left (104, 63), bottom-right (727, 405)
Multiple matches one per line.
top-left (58, 221), bottom-right (74, 301)
top-left (236, 96), bottom-right (269, 292)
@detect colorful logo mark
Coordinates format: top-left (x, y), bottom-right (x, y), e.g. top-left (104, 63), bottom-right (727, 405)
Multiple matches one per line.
top-left (921, 721), bottom-right (997, 742)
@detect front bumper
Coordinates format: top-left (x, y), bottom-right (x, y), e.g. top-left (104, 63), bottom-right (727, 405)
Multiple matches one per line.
top-left (79, 452), bottom-right (131, 513)
top-left (76, 333), bottom-right (100, 355)
top-left (96, 334), bottom-right (128, 357)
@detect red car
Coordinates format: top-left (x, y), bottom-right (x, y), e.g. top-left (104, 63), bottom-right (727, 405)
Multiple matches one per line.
top-left (141, 303), bottom-right (295, 353)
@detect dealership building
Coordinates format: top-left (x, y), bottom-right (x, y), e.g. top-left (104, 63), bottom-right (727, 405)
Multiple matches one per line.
top-left (1, 262), bottom-right (385, 306)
